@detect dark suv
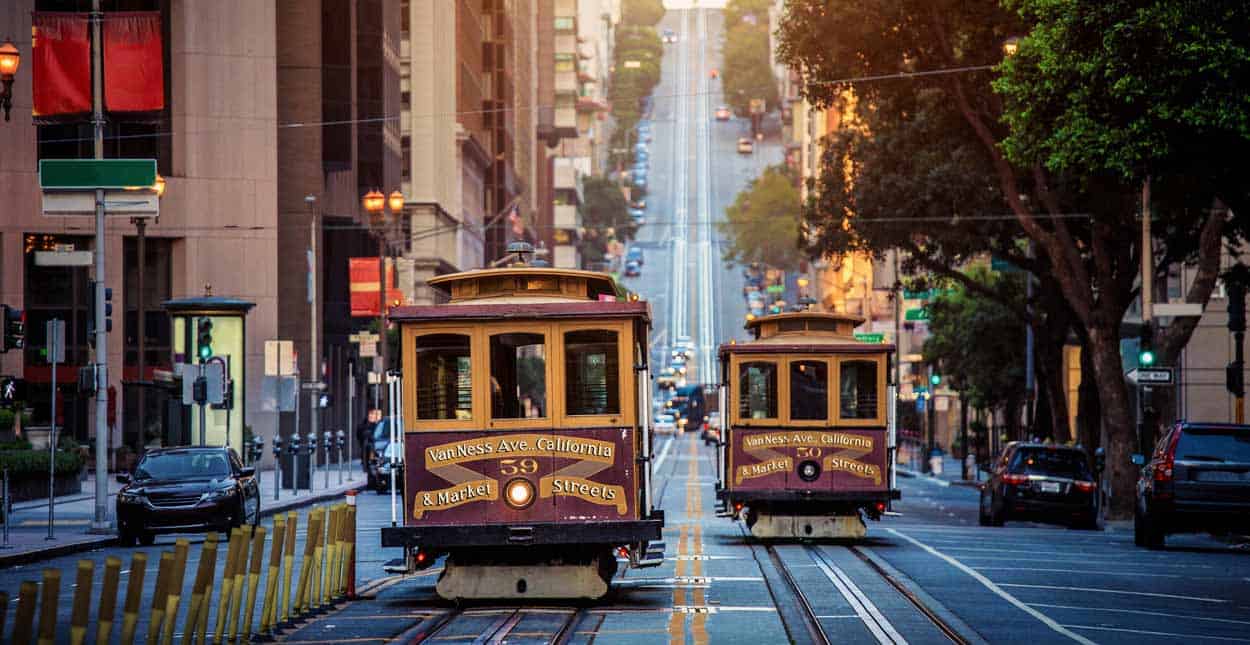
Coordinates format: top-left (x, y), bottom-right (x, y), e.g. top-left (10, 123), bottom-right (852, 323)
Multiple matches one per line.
top-left (979, 442), bottom-right (1100, 529)
top-left (116, 447), bottom-right (260, 545)
top-left (1134, 422), bottom-right (1250, 549)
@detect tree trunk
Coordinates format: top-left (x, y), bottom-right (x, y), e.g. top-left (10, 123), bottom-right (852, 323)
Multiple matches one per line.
top-left (1042, 361), bottom-right (1071, 443)
top-left (1077, 344), bottom-right (1102, 452)
top-left (1087, 326), bottom-right (1137, 519)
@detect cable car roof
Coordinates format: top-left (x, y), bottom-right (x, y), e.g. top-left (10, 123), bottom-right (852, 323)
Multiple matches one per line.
top-left (720, 311), bottom-right (894, 354)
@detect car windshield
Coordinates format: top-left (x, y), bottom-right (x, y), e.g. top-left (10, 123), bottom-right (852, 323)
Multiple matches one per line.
top-left (1008, 449), bottom-right (1091, 479)
top-left (1176, 427), bottom-right (1250, 462)
top-left (135, 452), bottom-right (231, 481)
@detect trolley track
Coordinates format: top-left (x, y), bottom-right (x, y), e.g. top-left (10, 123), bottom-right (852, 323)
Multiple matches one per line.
top-left (411, 606), bottom-right (590, 645)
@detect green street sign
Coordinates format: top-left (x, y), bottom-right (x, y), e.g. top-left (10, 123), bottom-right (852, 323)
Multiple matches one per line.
top-left (904, 307), bottom-right (929, 321)
top-left (39, 159), bottom-right (156, 190)
top-left (854, 333), bottom-right (885, 344)
top-left (766, 285), bottom-right (785, 294)
top-left (902, 289), bottom-right (929, 299)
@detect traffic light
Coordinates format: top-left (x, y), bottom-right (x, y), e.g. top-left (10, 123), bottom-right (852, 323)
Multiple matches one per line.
top-left (196, 317), bottom-right (213, 361)
top-left (85, 282), bottom-right (113, 342)
top-left (0, 305), bottom-right (23, 353)
top-left (192, 376), bottom-right (208, 404)
top-left (1139, 322), bottom-right (1156, 366)
top-left (1229, 283), bottom-right (1246, 333)
top-left (929, 372), bottom-right (941, 387)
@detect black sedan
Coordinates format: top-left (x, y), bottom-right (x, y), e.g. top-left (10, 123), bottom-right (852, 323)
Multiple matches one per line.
top-left (979, 442), bottom-right (1100, 529)
top-left (116, 447), bottom-right (260, 545)
top-left (366, 418), bottom-right (404, 493)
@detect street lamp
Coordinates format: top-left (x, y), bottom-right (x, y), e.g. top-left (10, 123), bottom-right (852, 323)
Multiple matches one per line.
top-left (0, 40), bottom-right (20, 122)
top-left (362, 188), bottom-right (405, 413)
top-left (153, 174), bottom-right (166, 198)
top-left (1002, 36), bottom-right (1021, 57)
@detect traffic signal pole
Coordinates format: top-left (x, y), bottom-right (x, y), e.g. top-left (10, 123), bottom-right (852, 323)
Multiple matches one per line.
top-left (1140, 178), bottom-right (1153, 454)
top-left (90, 0), bottom-right (112, 532)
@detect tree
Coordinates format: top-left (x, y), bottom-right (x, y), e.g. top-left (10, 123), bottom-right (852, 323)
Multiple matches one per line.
top-left (721, 10), bottom-right (779, 116)
top-left (579, 176), bottom-right (637, 263)
top-left (719, 165), bottom-right (803, 270)
top-left (621, 0), bottom-right (664, 27)
top-left (777, 0), bottom-right (1244, 517)
top-left (724, 0), bottom-right (773, 27)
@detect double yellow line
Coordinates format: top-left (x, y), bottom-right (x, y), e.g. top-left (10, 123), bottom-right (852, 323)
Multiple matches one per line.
top-left (669, 436), bottom-right (709, 645)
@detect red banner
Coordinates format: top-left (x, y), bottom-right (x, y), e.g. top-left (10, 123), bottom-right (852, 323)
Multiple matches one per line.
top-left (350, 258), bottom-right (404, 317)
top-left (104, 12), bottom-right (165, 112)
top-left (31, 13), bottom-right (91, 117)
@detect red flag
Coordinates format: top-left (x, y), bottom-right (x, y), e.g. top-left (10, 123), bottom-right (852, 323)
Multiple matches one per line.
top-left (31, 13), bottom-right (92, 117)
top-left (350, 258), bottom-right (403, 317)
top-left (103, 12), bottom-right (165, 112)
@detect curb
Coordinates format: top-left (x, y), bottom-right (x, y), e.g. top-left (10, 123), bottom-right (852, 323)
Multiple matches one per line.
top-left (0, 481), bottom-right (365, 568)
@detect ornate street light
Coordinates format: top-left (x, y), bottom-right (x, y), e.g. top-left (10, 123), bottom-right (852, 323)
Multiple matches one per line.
top-left (362, 189), bottom-right (386, 215)
top-left (153, 174), bottom-right (166, 198)
top-left (387, 190), bottom-right (404, 214)
top-left (1002, 36), bottom-right (1021, 57)
top-left (0, 40), bottom-right (20, 122)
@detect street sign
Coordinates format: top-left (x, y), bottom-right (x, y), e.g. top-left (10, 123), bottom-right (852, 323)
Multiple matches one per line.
top-left (766, 285), bottom-right (784, 294)
top-left (203, 362), bottom-right (225, 405)
top-left (264, 340), bottom-right (296, 376)
top-left (1152, 303), bottom-right (1204, 317)
top-left (358, 341), bottom-right (377, 358)
top-left (854, 333), bottom-right (885, 343)
top-left (46, 320), bottom-right (65, 364)
top-left (904, 307), bottom-right (929, 321)
top-left (39, 159), bottom-right (157, 190)
top-left (41, 191), bottom-right (159, 218)
top-left (34, 251), bottom-right (93, 267)
top-left (1127, 367), bottom-right (1174, 385)
top-left (348, 332), bottom-right (380, 344)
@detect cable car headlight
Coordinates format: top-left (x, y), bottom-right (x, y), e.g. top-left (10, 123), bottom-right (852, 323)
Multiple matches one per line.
top-left (797, 460), bottom-right (821, 482)
top-left (504, 478), bottom-right (536, 510)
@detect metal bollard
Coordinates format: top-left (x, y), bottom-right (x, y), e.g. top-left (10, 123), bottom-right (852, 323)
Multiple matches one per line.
top-left (336, 430), bottom-right (346, 485)
top-left (146, 551), bottom-right (174, 645)
top-left (195, 534), bottom-right (222, 645)
top-left (344, 491), bottom-right (357, 599)
top-left (97, 556), bottom-right (122, 645)
top-left (323, 432), bottom-right (333, 490)
top-left (214, 528), bottom-right (243, 645)
top-left (289, 435), bottom-right (301, 496)
top-left (227, 526), bottom-right (254, 643)
top-left (161, 539), bottom-right (191, 645)
top-left (281, 512), bottom-right (297, 625)
top-left (13, 581), bottom-right (38, 645)
top-left (242, 525), bottom-right (267, 640)
top-left (36, 568), bottom-right (61, 645)
top-left (119, 552), bottom-right (149, 645)
top-left (306, 433), bottom-right (317, 495)
top-left (272, 437), bottom-right (282, 502)
top-left (259, 515), bottom-right (286, 635)
top-left (183, 533), bottom-right (218, 645)
top-left (69, 560), bottom-right (94, 645)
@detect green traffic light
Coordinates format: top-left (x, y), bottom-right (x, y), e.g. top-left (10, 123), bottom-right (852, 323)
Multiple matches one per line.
top-left (199, 345), bottom-right (212, 360)
top-left (1140, 350), bottom-right (1155, 366)
top-left (930, 373), bottom-right (941, 386)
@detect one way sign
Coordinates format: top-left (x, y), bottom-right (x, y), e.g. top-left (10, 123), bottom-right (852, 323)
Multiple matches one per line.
top-left (1128, 367), bottom-right (1173, 385)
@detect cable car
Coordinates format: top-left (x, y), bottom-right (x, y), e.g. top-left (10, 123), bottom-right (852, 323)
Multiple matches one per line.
top-left (380, 245), bottom-right (664, 600)
top-left (714, 311), bottom-right (899, 539)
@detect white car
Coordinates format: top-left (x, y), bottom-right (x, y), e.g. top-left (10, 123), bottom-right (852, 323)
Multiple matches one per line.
top-left (654, 413), bottom-right (677, 435)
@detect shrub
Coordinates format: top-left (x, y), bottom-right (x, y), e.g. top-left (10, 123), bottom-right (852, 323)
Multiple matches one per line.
top-left (0, 448), bottom-right (85, 478)
top-left (0, 409), bottom-right (14, 433)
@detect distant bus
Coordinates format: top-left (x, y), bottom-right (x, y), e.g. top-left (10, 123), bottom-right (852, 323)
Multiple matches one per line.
top-left (670, 385), bottom-right (706, 432)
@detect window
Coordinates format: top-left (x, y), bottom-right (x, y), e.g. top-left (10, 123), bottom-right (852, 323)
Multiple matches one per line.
top-left (416, 334), bottom-right (473, 420)
top-left (840, 360), bottom-right (879, 419)
top-left (790, 361), bottom-right (828, 420)
top-left (490, 333), bottom-right (546, 419)
top-left (738, 362), bottom-right (777, 420)
top-left (554, 16), bottom-right (575, 31)
top-left (564, 330), bottom-right (620, 415)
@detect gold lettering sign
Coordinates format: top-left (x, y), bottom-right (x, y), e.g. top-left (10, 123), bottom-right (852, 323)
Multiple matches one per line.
top-left (742, 432), bottom-right (874, 451)
top-left (822, 456), bottom-right (882, 485)
top-left (539, 475), bottom-right (628, 515)
top-left (734, 457), bottom-right (793, 485)
top-left (424, 433), bottom-right (616, 468)
top-left (411, 479), bottom-right (498, 519)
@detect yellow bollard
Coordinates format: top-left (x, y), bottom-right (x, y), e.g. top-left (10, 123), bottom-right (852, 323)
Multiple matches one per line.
top-left (161, 539), bottom-right (191, 645)
top-left (293, 510), bottom-right (319, 616)
top-left (322, 506), bottom-right (338, 607)
top-left (36, 568), bottom-right (61, 645)
top-left (260, 516), bottom-right (285, 634)
top-left (146, 551), bottom-right (174, 645)
top-left (13, 581), bottom-right (38, 645)
top-left (119, 552), bottom-right (149, 645)
top-left (97, 556), bottom-right (123, 645)
top-left (227, 526), bottom-right (253, 642)
top-left (195, 534), bottom-right (223, 645)
top-left (69, 560), bottom-right (95, 645)
top-left (241, 525), bottom-right (267, 640)
top-left (310, 508), bottom-right (325, 611)
top-left (182, 534), bottom-right (218, 645)
top-left (346, 505), bottom-right (357, 598)
top-left (281, 511), bottom-right (297, 625)
top-left (213, 528), bottom-right (243, 645)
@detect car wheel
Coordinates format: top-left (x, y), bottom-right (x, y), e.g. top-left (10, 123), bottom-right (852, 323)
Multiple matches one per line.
top-left (988, 496), bottom-right (1006, 527)
top-left (118, 525), bottom-right (138, 547)
top-left (978, 493), bottom-right (992, 526)
top-left (1135, 505), bottom-right (1165, 549)
top-left (138, 531), bottom-right (156, 546)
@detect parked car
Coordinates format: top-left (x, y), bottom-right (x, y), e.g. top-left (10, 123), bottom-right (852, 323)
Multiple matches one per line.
top-left (627, 246), bottom-right (644, 265)
top-left (737, 137), bottom-right (753, 154)
top-left (702, 411), bottom-right (722, 445)
top-left (715, 105), bottom-right (731, 121)
top-left (630, 198), bottom-right (647, 210)
top-left (367, 418), bottom-right (405, 493)
top-left (1134, 422), bottom-right (1250, 548)
top-left (633, 175), bottom-right (647, 189)
top-left (654, 413), bottom-right (677, 435)
top-left (657, 367), bottom-right (678, 389)
top-left (116, 447), bottom-right (260, 545)
top-left (623, 260), bottom-right (641, 277)
top-left (628, 207), bottom-right (646, 224)
top-left (979, 442), bottom-right (1100, 529)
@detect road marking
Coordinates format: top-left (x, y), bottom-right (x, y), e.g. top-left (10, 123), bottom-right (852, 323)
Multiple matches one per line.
top-left (997, 583), bottom-right (1228, 603)
top-left (1030, 603), bottom-right (1250, 626)
top-left (975, 566), bottom-right (1186, 578)
top-left (653, 436), bottom-right (675, 472)
top-left (808, 547), bottom-right (907, 645)
top-left (888, 528), bottom-right (1096, 645)
top-left (1063, 624), bottom-right (1250, 641)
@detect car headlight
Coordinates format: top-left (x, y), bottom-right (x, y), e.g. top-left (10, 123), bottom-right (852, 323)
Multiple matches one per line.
top-left (119, 491), bottom-right (143, 504)
top-left (203, 487), bottom-right (233, 502)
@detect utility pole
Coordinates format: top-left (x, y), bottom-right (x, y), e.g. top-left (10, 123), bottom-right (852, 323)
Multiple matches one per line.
top-left (1140, 178), bottom-right (1154, 452)
top-left (307, 195), bottom-right (320, 473)
top-left (90, 0), bottom-right (111, 532)
top-left (1227, 277), bottom-right (1246, 423)
top-left (133, 217), bottom-right (146, 452)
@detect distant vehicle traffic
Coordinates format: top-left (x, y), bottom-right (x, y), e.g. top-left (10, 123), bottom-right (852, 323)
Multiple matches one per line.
top-left (702, 410), bottom-right (722, 445)
top-left (624, 260), bottom-right (641, 277)
top-left (662, 28), bottom-right (677, 44)
top-left (654, 413), bottom-right (677, 434)
top-left (737, 137), bottom-right (753, 154)
top-left (1134, 422), bottom-right (1250, 548)
top-left (980, 442), bottom-right (1100, 529)
top-left (116, 447), bottom-right (260, 546)
top-left (657, 367), bottom-right (678, 389)
top-left (630, 198), bottom-right (646, 210)
top-left (670, 385), bottom-right (706, 433)
top-left (715, 105), bottom-right (731, 121)
top-left (628, 207), bottom-right (646, 224)
top-left (627, 246), bottom-right (644, 265)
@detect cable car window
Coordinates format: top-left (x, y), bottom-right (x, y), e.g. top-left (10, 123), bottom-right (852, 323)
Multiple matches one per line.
top-left (840, 360), bottom-right (879, 419)
top-left (790, 360), bottom-right (828, 420)
top-left (564, 330), bottom-right (620, 415)
top-left (415, 334), bottom-right (473, 420)
top-left (490, 332), bottom-right (547, 419)
top-left (738, 361), bottom-right (777, 419)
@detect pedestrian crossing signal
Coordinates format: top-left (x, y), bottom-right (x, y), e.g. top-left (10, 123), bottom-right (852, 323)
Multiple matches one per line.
top-left (1, 305), bottom-right (24, 353)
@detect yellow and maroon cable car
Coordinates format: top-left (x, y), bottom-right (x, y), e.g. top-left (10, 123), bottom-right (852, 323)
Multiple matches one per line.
top-left (715, 311), bottom-right (899, 539)
top-left (380, 254), bottom-right (664, 600)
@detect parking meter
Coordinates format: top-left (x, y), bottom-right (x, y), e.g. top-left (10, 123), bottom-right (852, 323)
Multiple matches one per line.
top-left (251, 435), bottom-right (264, 463)
top-left (307, 432), bottom-right (318, 488)
top-left (336, 430), bottom-right (347, 484)
top-left (323, 432), bottom-right (334, 488)
top-left (272, 435), bottom-right (283, 458)
top-left (289, 434), bottom-right (301, 493)
top-left (271, 435), bottom-right (283, 500)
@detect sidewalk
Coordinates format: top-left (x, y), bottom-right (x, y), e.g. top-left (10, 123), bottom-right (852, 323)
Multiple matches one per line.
top-left (896, 453), bottom-right (984, 488)
top-left (0, 460), bottom-right (367, 566)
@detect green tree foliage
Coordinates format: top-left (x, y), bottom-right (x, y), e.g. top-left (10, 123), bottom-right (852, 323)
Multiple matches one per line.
top-left (719, 164), bottom-right (802, 270)
top-left (609, 25), bottom-right (663, 166)
top-left (579, 176), bottom-right (637, 264)
top-left (923, 267), bottom-right (1026, 416)
top-left (621, 0), bottom-right (664, 27)
top-left (721, 0), bottom-right (779, 116)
